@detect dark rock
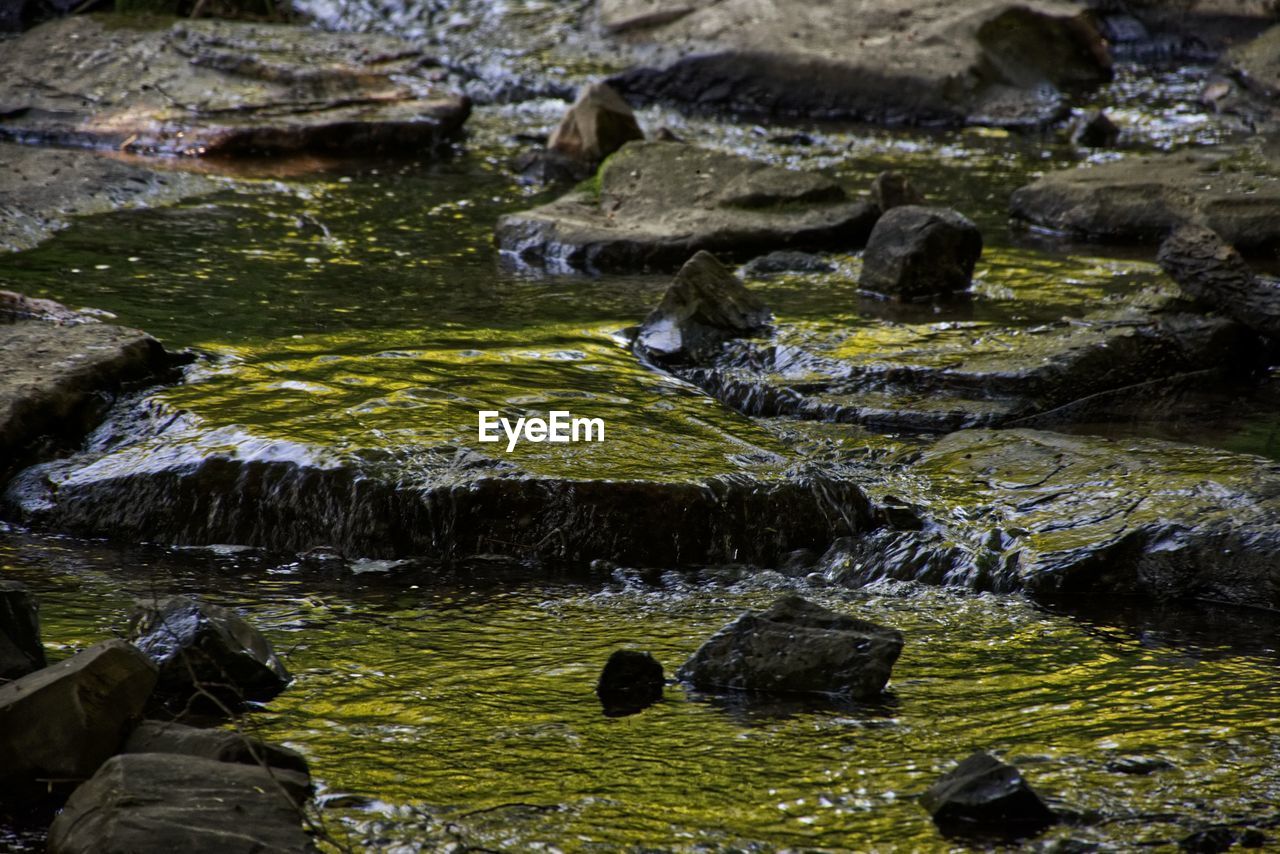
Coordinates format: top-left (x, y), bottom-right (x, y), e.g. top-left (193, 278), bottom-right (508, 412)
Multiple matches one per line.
top-left (1158, 224), bottom-right (1280, 338)
top-left (742, 250), bottom-right (836, 277)
top-left (0, 639), bottom-right (157, 798)
top-left (123, 720), bottom-right (310, 777)
top-left (46, 753), bottom-right (312, 854)
top-left (0, 579), bottom-right (44, 681)
top-left (514, 148), bottom-right (594, 185)
top-left (1104, 755), bottom-right (1174, 775)
top-left (675, 594), bottom-right (903, 699)
top-left (921, 751), bottom-right (1057, 838)
top-left (547, 81), bottom-right (644, 166)
top-left (1072, 110), bottom-right (1119, 148)
top-left (495, 140), bottom-right (880, 272)
top-left (635, 251), bottom-right (771, 363)
top-left (596, 650), bottom-right (664, 716)
top-left (0, 16), bottom-right (469, 158)
top-left (869, 171), bottom-right (924, 213)
top-left (1180, 827), bottom-right (1240, 853)
top-left (859, 206), bottom-right (983, 299)
top-left (128, 596), bottom-right (291, 711)
top-left (604, 0), bottom-right (1111, 128)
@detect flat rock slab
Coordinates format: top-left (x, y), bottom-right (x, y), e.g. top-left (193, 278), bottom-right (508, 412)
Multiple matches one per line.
top-left (0, 15), bottom-right (469, 157)
top-left (1009, 143), bottom-right (1280, 252)
top-left (495, 141), bottom-right (879, 272)
top-left (604, 0), bottom-right (1111, 127)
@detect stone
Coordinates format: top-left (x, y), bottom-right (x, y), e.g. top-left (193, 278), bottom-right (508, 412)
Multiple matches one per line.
top-left (859, 206), bottom-right (982, 299)
top-left (869, 171), bottom-right (924, 213)
top-left (0, 579), bottom-right (45, 681)
top-left (1226, 23), bottom-right (1280, 100)
top-left (605, 0), bottom-right (1111, 128)
top-left (921, 751), bottom-right (1057, 837)
top-left (635, 251), bottom-right (771, 363)
top-left (0, 639), bottom-right (157, 798)
top-left (741, 250), bottom-right (835, 277)
top-left (46, 753), bottom-right (313, 854)
top-left (495, 140), bottom-right (880, 272)
top-left (676, 594), bottom-right (903, 699)
top-left (1071, 109), bottom-right (1120, 148)
top-left (123, 720), bottom-right (310, 777)
top-left (1157, 224), bottom-right (1280, 338)
top-left (128, 596), bottom-right (291, 711)
top-left (547, 82), bottom-right (644, 165)
top-left (596, 650), bottom-right (665, 716)
top-left (0, 16), bottom-right (469, 158)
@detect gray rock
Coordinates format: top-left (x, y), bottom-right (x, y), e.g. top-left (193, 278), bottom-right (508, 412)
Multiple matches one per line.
top-left (0, 579), bottom-right (44, 681)
top-left (676, 594), bottom-right (903, 699)
top-left (1226, 22), bottom-right (1280, 99)
top-left (1157, 224), bottom-right (1280, 338)
top-left (596, 650), bottom-right (664, 716)
top-left (635, 251), bottom-right (771, 363)
top-left (870, 171), bottom-right (924, 213)
top-left (123, 720), bottom-right (310, 777)
top-left (548, 81), bottom-right (644, 165)
top-left (128, 596), bottom-right (291, 711)
top-left (0, 639), bottom-right (156, 798)
top-left (495, 140), bottom-right (879, 272)
top-left (859, 206), bottom-right (983, 299)
top-left (741, 250), bottom-right (835, 277)
top-left (46, 753), bottom-right (313, 854)
top-left (921, 751), bottom-right (1057, 837)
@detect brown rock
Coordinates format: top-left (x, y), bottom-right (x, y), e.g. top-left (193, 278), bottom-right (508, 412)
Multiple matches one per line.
top-left (548, 82), bottom-right (644, 164)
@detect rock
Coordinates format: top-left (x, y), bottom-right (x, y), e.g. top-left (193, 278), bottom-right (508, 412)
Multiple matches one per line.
top-left (128, 596), bottom-right (291, 711)
top-left (1157, 224), bottom-right (1280, 338)
top-left (0, 639), bottom-right (156, 798)
top-left (514, 148), bottom-right (594, 185)
top-left (0, 15), bottom-right (469, 158)
top-left (547, 82), bottom-right (644, 166)
top-left (921, 751), bottom-right (1057, 838)
top-left (635, 251), bottom-right (771, 363)
top-left (1226, 23), bottom-right (1280, 100)
top-left (742, 250), bottom-right (835, 277)
top-left (0, 579), bottom-right (45, 681)
top-left (605, 0), bottom-right (1111, 128)
top-left (494, 140), bottom-right (880, 272)
top-left (1009, 143), bottom-right (1280, 252)
top-left (0, 312), bottom-right (174, 481)
top-left (675, 594), bottom-right (903, 699)
top-left (1071, 110), bottom-right (1119, 148)
top-left (1180, 827), bottom-right (1240, 853)
top-left (123, 720), bottom-right (310, 777)
top-left (596, 650), bottom-right (665, 716)
top-left (869, 171), bottom-right (924, 213)
top-left (46, 753), bottom-right (312, 854)
top-left (859, 206), bottom-right (983, 299)
top-left (1104, 755), bottom-right (1174, 775)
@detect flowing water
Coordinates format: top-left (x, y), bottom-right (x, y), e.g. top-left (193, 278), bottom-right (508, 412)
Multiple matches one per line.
top-left (3, 67), bottom-right (1280, 851)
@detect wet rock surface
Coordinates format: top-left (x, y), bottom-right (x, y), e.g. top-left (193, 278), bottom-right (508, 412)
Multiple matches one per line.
top-left (921, 751), bottom-right (1057, 838)
top-left (0, 579), bottom-right (44, 681)
top-left (123, 720), bottom-right (310, 777)
top-left (596, 650), bottom-right (665, 716)
top-left (46, 753), bottom-right (313, 854)
top-left (0, 15), bottom-right (470, 157)
top-left (495, 140), bottom-right (879, 272)
top-left (676, 594), bottom-right (903, 699)
top-left (1158, 224), bottom-right (1280, 338)
top-left (0, 639), bottom-right (156, 799)
top-left (604, 0), bottom-right (1111, 127)
top-left (858, 206), bottom-right (983, 299)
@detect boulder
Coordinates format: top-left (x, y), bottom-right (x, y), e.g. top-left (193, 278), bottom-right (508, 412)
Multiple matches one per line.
top-left (0, 639), bottom-right (156, 798)
top-left (0, 579), bottom-right (45, 681)
top-left (0, 15), bottom-right (469, 158)
top-left (494, 140), bottom-right (880, 272)
top-left (605, 0), bottom-right (1111, 128)
top-left (634, 251), bottom-right (771, 363)
top-left (596, 650), bottom-right (665, 716)
top-left (548, 82), bottom-right (644, 166)
top-left (46, 753), bottom-right (313, 854)
top-left (676, 594), bottom-right (903, 699)
top-left (1157, 224), bottom-right (1280, 338)
top-left (128, 596), bottom-right (291, 711)
top-left (858, 206), bottom-right (983, 299)
top-left (921, 751), bottom-right (1057, 838)
top-left (123, 720), bottom-right (310, 777)
top-left (869, 171), bottom-right (924, 214)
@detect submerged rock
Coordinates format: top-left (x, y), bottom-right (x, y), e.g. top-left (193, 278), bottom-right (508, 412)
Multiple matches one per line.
top-left (0, 15), bottom-right (469, 157)
top-left (123, 720), bottom-right (310, 777)
top-left (634, 251), bottom-right (771, 363)
top-left (495, 140), bottom-right (879, 272)
top-left (676, 594), bottom-right (902, 699)
top-left (46, 753), bottom-right (312, 854)
top-left (1157, 224), bottom-right (1280, 339)
top-left (548, 82), bottom-right (645, 166)
top-left (596, 650), bottom-right (665, 716)
top-left (741, 250), bottom-right (835, 277)
top-left (129, 596), bottom-right (291, 711)
top-left (859, 206), bottom-right (983, 299)
top-left (0, 639), bottom-right (156, 798)
top-left (605, 0), bottom-right (1111, 127)
top-left (0, 579), bottom-right (45, 681)
top-left (921, 751), bottom-right (1057, 838)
